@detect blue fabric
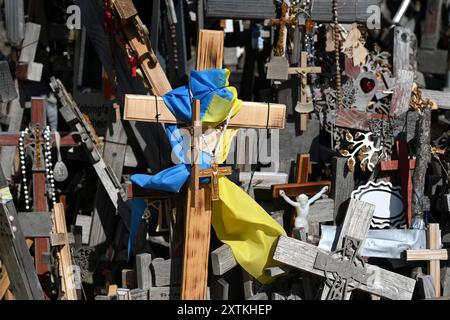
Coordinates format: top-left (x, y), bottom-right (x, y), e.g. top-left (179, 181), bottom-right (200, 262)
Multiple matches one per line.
top-left (128, 69), bottom-right (235, 258)
top-left (128, 199), bottom-right (147, 259)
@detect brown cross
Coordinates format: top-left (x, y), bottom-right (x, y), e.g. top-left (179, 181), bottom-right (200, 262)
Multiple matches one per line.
top-left (199, 162), bottom-right (232, 201)
top-left (270, 2), bottom-right (297, 56)
top-left (380, 140), bottom-right (416, 226)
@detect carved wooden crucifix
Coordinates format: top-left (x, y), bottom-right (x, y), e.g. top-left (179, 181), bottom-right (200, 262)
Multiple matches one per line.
top-left (288, 52), bottom-right (321, 131)
top-left (273, 198), bottom-right (417, 300)
top-left (0, 98), bottom-right (79, 294)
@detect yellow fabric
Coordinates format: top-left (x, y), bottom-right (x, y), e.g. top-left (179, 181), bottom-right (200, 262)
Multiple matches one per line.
top-left (212, 177), bottom-right (286, 284)
top-left (202, 88), bottom-right (242, 126)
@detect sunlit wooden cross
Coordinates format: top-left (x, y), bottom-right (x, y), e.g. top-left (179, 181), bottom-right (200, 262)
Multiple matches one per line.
top-left (288, 51), bottom-right (322, 131)
top-left (198, 162), bottom-right (232, 201)
top-left (406, 223), bottom-right (450, 298)
top-left (123, 30), bottom-right (286, 300)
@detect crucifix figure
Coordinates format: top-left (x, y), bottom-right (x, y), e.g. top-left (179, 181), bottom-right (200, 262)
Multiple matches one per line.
top-left (288, 51), bottom-right (321, 131)
top-left (199, 162), bottom-right (232, 201)
top-left (279, 185), bottom-right (328, 236)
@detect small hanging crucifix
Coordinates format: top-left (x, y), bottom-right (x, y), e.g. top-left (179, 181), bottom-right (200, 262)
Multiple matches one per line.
top-left (288, 51), bottom-right (321, 131)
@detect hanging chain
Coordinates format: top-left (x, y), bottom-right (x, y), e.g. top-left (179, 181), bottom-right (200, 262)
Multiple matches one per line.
top-left (333, 0), bottom-right (343, 109)
top-left (19, 129), bottom-right (31, 210)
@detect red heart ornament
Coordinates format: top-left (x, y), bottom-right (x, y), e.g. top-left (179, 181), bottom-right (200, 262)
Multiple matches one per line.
top-left (360, 77), bottom-right (376, 94)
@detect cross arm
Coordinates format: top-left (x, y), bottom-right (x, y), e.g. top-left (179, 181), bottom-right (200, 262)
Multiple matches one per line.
top-left (124, 95), bottom-right (286, 129)
top-left (0, 132), bottom-right (80, 147)
top-left (406, 249), bottom-right (450, 261)
top-left (288, 67), bottom-right (322, 75)
top-left (274, 235), bottom-right (417, 300)
top-left (272, 181), bottom-right (331, 199)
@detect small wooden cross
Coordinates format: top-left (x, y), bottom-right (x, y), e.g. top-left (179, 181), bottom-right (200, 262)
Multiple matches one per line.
top-left (380, 140), bottom-right (416, 226)
top-left (407, 224), bottom-right (450, 297)
top-left (288, 52), bottom-right (321, 131)
top-left (199, 162), bottom-right (232, 201)
top-left (269, 1), bottom-right (297, 56)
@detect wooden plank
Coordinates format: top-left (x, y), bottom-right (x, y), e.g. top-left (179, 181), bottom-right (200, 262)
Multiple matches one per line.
top-left (0, 132), bottom-right (79, 146)
top-left (152, 258), bottom-right (181, 287)
top-left (121, 18), bottom-right (172, 96)
top-left (17, 212), bottom-right (52, 238)
top-left (0, 61), bottom-right (18, 103)
top-left (272, 181), bottom-right (331, 199)
top-left (422, 90), bottom-right (450, 110)
top-left (308, 199), bottom-right (335, 223)
top-left (428, 224), bottom-right (441, 297)
top-left (273, 235), bottom-right (416, 300)
top-left (136, 253), bottom-right (152, 290)
top-left (311, 0), bottom-right (382, 23)
top-left (0, 87), bottom-right (23, 180)
top-left (181, 186), bottom-right (212, 299)
top-left (19, 23), bottom-right (41, 63)
top-left (0, 168), bottom-right (44, 300)
top-left (390, 70), bottom-right (415, 116)
top-left (53, 203), bottom-right (78, 300)
top-left (393, 27), bottom-right (415, 77)
top-left (129, 288), bottom-right (148, 300)
top-left (406, 249), bottom-right (449, 261)
top-left (149, 286), bottom-right (180, 300)
top-left (206, 0), bottom-right (276, 20)
top-left (211, 244), bottom-right (237, 276)
top-left (332, 157), bottom-right (355, 222)
top-left (113, 0), bottom-right (138, 23)
top-left (124, 95), bottom-right (287, 129)
top-left (196, 30), bottom-right (224, 71)
top-left (121, 269), bottom-right (137, 289)
top-left (421, 0), bottom-right (443, 50)
top-left (336, 199), bottom-right (375, 250)
top-left (417, 49), bottom-right (449, 75)
top-left (4, 0), bottom-right (25, 47)
top-left (239, 172), bottom-right (288, 190)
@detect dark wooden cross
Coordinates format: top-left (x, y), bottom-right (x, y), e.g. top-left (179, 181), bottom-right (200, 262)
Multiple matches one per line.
top-left (288, 52), bottom-right (322, 131)
top-left (199, 162), bottom-right (232, 201)
top-left (272, 154), bottom-right (331, 235)
top-left (0, 98), bottom-right (79, 294)
top-left (380, 140), bottom-right (416, 226)
top-left (269, 1), bottom-right (297, 57)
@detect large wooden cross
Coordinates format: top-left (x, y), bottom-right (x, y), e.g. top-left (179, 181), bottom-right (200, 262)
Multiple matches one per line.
top-left (122, 29), bottom-right (286, 299)
top-left (273, 198), bottom-right (417, 300)
top-left (0, 98), bottom-right (79, 294)
top-left (407, 223), bottom-right (450, 297)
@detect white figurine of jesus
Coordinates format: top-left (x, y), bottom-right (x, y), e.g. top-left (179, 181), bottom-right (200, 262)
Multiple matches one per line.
top-left (279, 186), bottom-right (329, 235)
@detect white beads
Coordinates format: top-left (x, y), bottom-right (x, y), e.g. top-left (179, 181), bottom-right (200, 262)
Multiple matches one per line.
top-left (44, 127), bottom-right (57, 207)
top-left (19, 129), bottom-right (31, 211)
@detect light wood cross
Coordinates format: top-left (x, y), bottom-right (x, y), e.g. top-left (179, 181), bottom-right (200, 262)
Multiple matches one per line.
top-left (288, 52), bottom-right (321, 131)
top-left (273, 198), bottom-right (417, 300)
top-left (199, 162), bottom-right (232, 201)
top-left (407, 223), bottom-right (450, 297)
top-left (122, 29), bottom-right (286, 299)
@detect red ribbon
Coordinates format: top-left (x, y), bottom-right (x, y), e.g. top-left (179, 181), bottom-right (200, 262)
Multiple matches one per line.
top-left (103, 0), bottom-right (115, 34)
